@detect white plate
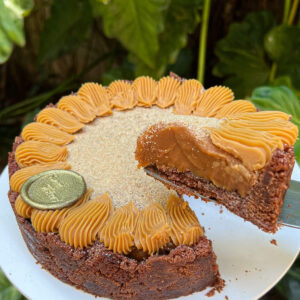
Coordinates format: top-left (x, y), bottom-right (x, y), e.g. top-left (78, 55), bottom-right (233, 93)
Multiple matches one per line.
top-left (1, 165), bottom-right (300, 300)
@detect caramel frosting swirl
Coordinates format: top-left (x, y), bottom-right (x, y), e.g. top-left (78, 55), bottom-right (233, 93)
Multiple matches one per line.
top-left (31, 188), bottom-right (93, 233)
top-left (167, 195), bottom-right (204, 246)
top-left (15, 141), bottom-right (68, 168)
top-left (15, 195), bottom-right (33, 218)
top-left (78, 82), bottom-right (112, 116)
top-left (215, 100), bottom-right (256, 119)
top-left (21, 122), bottom-right (74, 145)
top-left (10, 161), bottom-right (71, 192)
top-left (194, 86), bottom-right (234, 117)
top-left (59, 193), bottom-right (113, 248)
top-left (134, 202), bottom-right (170, 255)
top-left (156, 76), bottom-right (180, 108)
top-left (57, 95), bottom-right (96, 123)
top-left (37, 108), bottom-right (84, 134)
top-left (173, 79), bottom-right (203, 115)
top-left (133, 76), bottom-right (157, 107)
top-left (99, 201), bottom-right (138, 254)
top-left (108, 80), bottom-right (137, 110)
top-left (228, 111), bottom-right (291, 121)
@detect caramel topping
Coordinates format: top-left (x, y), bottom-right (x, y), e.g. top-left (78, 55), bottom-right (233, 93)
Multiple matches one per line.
top-left (132, 76), bottom-right (157, 107)
top-left (99, 201), bottom-right (138, 254)
top-left (194, 86), bottom-right (234, 117)
top-left (15, 141), bottom-right (68, 168)
top-left (37, 108), bottom-right (84, 134)
top-left (215, 100), bottom-right (256, 119)
top-left (167, 195), bottom-right (203, 246)
top-left (31, 188), bottom-right (92, 233)
top-left (21, 122), bottom-right (74, 145)
top-left (210, 124), bottom-right (283, 171)
top-left (78, 83), bottom-right (112, 116)
top-left (134, 202), bottom-right (170, 255)
top-left (173, 79), bottom-right (203, 115)
top-left (59, 193), bottom-right (113, 248)
top-left (10, 162), bottom-right (71, 192)
top-left (228, 111), bottom-right (291, 121)
top-left (15, 195), bottom-right (32, 218)
top-left (108, 80), bottom-right (137, 110)
top-left (156, 76), bottom-right (180, 108)
top-left (57, 95), bottom-right (96, 123)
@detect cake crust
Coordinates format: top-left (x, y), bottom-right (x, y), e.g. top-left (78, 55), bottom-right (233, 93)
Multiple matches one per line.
top-left (8, 137), bottom-right (224, 299)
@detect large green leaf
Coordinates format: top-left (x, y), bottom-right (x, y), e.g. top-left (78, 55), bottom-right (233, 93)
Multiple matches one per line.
top-left (251, 86), bottom-right (300, 162)
top-left (99, 0), bottom-right (170, 68)
top-left (38, 0), bottom-right (93, 63)
top-left (0, 26), bottom-right (13, 64)
top-left (213, 11), bottom-right (276, 98)
top-left (4, 0), bottom-right (34, 17)
top-left (134, 0), bottom-right (202, 78)
top-left (0, 270), bottom-right (25, 300)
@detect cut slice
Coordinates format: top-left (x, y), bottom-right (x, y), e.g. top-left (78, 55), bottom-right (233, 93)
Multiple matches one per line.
top-left (135, 122), bottom-right (295, 233)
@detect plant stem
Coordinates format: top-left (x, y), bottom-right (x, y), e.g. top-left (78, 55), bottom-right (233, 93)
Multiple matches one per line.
top-left (197, 0), bottom-right (211, 84)
top-left (283, 0), bottom-right (291, 23)
top-left (269, 63), bottom-right (277, 82)
top-left (288, 0), bottom-right (300, 25)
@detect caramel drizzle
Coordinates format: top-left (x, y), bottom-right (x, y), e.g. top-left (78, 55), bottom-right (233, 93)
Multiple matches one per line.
top-left (134, 202), bottom-right (170, 255)
top-left (156, 76), bottom-right (180, 108)
top-left (78, 83), bottom-right (112, 116)
top-left (15, 195), bottom-right (33, 218)
top-left (59, 193), bottom-right (113, 248)
top-left (173, 79), bottom-right (203, 115)
top-left (167, 195), bottom-right (203, 246)
top-left (31, 189), bottom-right (93, 233)
top-left (10, 162), bottom-right (71, 192)
top-left (57, 95), bottom-right (96, 123)
top-left (215, 100), bottom-right (256, 119)
top-left (108, 80), bottom-right (137, 110)
top-left (15, 141), bottom-right (68, 168)
top-left (37, 108), bottom-right (84, 134)
top-left (194, 86), bottom-right (234, 117)
top-left (99, 201), bottom-right (138, 254)
top-left (133, 76), bottom-right (157, 107)
top-left (21, 122), bottom-right (74, 145)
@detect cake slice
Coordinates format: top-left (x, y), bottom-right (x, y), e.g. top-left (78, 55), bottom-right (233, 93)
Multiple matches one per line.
top-left (135, 112), bottom-right (298, 233)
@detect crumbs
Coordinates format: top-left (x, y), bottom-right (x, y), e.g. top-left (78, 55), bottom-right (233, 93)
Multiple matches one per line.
top-left (270, 239), bottom-right (277, 246)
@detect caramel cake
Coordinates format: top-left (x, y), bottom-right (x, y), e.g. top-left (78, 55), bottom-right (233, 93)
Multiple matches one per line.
top-left (7, 73), bottom-right (296, 299)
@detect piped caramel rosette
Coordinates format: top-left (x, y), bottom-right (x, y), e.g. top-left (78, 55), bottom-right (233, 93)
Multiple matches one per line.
top-left (11, 73), bottom-right (298, 255)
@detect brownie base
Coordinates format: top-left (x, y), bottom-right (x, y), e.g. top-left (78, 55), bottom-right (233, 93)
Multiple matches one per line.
top-left (8, 137), bottom-right (224, 299)
top-left (149, 146), bottom-right (295, 233)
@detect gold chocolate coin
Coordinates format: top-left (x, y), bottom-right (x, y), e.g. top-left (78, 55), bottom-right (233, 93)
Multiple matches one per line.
top-left (20, 169), bottom-right (86, 210)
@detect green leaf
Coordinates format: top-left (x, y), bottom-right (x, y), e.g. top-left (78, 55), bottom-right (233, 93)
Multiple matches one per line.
top-left (134, 0), bottom-right (201, 78)
top-left (251, 85), bottom-right (300, 163)
top-left (0, 26), bottom-right (13, 64)
top-left (0, 270), bottom-right (25, 300)
top-left (213, 11), bottom-right (276, 98)
top-left (4, 0), bottom-right (34, 17)
top-left (99, 0), bottom-right (170, 68)
top-left (38, 0), bottom-right (93, 64)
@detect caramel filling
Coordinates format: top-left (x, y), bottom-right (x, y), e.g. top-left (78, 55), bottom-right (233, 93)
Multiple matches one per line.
top-left (134, 202), bottom-right (171, 255)
top-left (156, 76), bottom-right (180, 108)
top-left (57, 95), bottom-right (96, 123)
top-left (215, 100), bottom-right (256, 118)
top-left (167, 195), bottom-right (204, 246)
top-left (108, 80), bottom-right (137, 110)
top-left (136, 123), bottom-right (254, 196)
top-left (133, 76), bottom-right (157, 107)
top-left (10, 162), bottom-right (71, 192)
top-left (99, 201), bottom-right (138, 254)
top-left (59, 193), bottom-right (113, 248)
top-left (21, 122), bottom-right (74, 145)
top-left (78, 82), bottom-right (112, 117)
top-left (173, 79), bottom-right (203, 115)
top-left (37, 108), bottom-right (84, 133)
top-left (15, 141), bottom-right (68, 168)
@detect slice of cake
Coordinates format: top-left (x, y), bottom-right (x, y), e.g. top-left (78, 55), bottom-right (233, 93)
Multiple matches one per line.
top-left (136, 112), bottom-right (298, 233)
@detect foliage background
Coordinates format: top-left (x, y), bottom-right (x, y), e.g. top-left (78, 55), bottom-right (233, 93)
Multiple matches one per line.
top-left (0, 0), bottom-right (299, 299)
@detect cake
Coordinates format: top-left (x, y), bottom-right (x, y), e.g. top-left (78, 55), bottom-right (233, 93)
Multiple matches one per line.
top-left (7, 73), bottom-right (297, 298)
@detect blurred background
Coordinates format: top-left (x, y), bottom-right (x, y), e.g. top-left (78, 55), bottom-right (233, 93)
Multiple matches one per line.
top-left (0, 0), bottom-right (299, 299)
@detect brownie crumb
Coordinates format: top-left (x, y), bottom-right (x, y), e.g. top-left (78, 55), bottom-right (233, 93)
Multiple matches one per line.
top-left (270, 239), bottom-right (278, 246)
top-left (225, 296), bottom-right (229, 300)
top-left (206, 288), bottom-right (215, 297)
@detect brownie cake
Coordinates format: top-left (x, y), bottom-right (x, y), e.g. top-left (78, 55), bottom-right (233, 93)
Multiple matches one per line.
top-left (7, 74), bottom-right (232, 299)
